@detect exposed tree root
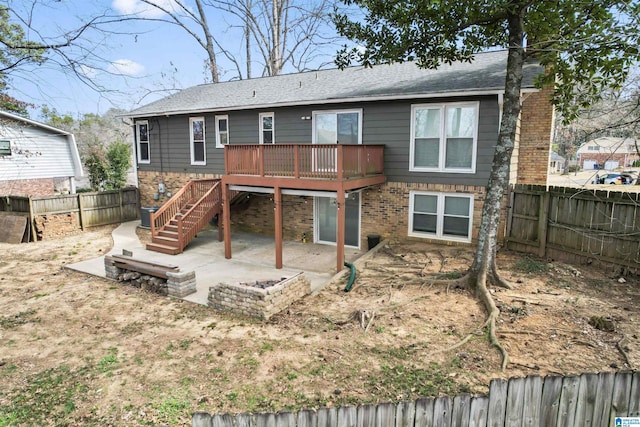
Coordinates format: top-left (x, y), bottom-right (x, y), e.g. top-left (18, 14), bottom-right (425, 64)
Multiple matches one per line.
top-left (616, 336), bottom-right (632, 368)
top-left (425, 267), bottom-right (512, 371)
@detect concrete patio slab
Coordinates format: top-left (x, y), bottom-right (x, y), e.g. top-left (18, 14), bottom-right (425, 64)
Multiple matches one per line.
top-left (68, 221), bottom-right (364, 305)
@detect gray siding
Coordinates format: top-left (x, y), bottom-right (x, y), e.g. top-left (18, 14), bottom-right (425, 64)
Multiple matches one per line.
top-left (0, 124), bottom-right (78, 180)
top-left (135, 95), bottom-right (499, 187)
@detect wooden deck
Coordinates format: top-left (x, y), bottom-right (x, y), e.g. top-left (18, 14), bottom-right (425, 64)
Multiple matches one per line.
top-left (222, 144), bottom-right (386, 273)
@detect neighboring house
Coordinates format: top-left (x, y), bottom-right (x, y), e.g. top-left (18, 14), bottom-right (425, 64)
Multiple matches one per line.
top-left (577, 137), bottom-right (640, 170)
top-left (549, 151), bottom-right (565, 174)
top-left (125, 50), bottom-right (554, 271)
top-left (0, 111), bottom-right (84, 197)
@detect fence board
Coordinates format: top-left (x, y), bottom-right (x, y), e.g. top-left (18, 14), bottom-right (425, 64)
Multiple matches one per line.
top-left (629, 371), bottom-right (640, 417)
top-left (433, 396), bottom-right (452, 426)
top-left (337, 405), bottom-right (356, 427)
top-left (592, 372), bottom-right (615, 427)
top-left (521, 375), bottom-right (543, 426)
top-left (213, 413), bottom-right (234, 427)
top-left (276, 411), bottom-right (295, 427)
top-left (256, 412), bottom-right (276, 427)
top-left (356, 403), bottom-right (375, 427)
top-left (507, 185), bottom-right (640, 273)
top-left (468, 396), bottom-right (488, 427)
top-left (504, 377), bottom-right (525, 427)
top-left (574, 373), bottom-right (598, 427)
top-left (557, 375), bottom-right (580, 426)
top-left (610, 371), bottom-right (633, 423)
top-left (317, 407), bottom-right (337, 427)
top-left (375, 402), bottom-right (396, 427)
top-left (237, 413), bottom-right (256, 427)
top-left (395, 400), bottom-right (415, 427)
top-left (539, 375), bottom-right (562, 426)
top-left (451, 394), bottom-right (471, 427)
top-left (297, 409), bottom-right (316, 427)
top-left (486, 378), bottom-right (507, 427)
top-left (414, 397), bottom-right (435, 427)
top-left (192, 411), bottom-right (213, 427)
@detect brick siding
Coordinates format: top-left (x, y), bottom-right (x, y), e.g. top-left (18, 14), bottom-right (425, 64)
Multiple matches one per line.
top-left (0, 178), bottom-right (55, 197)
top-left (517, 85), bottom-right (555, 184)
top-left (137, 171), bottom-right (221, 207)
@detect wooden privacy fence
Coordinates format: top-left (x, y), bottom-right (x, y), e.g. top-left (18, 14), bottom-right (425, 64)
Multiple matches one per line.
top-left (0, 187), bottom-right (139, 240)
top-left (192, 371), bottom-right (639, 427)
top-left (506, 185), bottom-right (640, 274)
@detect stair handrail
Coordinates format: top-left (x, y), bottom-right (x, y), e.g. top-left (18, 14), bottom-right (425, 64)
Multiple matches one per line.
top-left (176, 180), bottom-right (222, 252)
top-left (149, 179), bottom-right (219, 238)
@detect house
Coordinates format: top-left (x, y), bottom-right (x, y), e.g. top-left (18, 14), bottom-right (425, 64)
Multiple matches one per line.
top-left (577, 137), bottom-right (640, 170)
top-left (0, 111), bottom-right (84, 196)
top-left (549, 151), bottom-right (565, 174)
top-left (125, 50), bottom-right (554, 272)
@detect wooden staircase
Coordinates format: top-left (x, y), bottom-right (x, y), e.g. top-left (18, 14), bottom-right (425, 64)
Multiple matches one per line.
top-left (146, 179), bottom-right (222, 255)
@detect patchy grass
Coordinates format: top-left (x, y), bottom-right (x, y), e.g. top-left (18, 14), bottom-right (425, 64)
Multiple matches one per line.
top-left (0, 310), bottom-right (39, 329)
top-left (512, 256), bottom-right (549, 274)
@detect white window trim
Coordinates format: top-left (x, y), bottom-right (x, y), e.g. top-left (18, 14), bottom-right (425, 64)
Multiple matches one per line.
top-left (409, 101), bottom-right (479, 173)
top-left (136, 120), bottom-right (150, 164)
top-left (0, 139), bottom-right (11, 156)
top-left (189, 117), bottom-right (206, 165)
top-left (408, 191), bottom-right (474, 243)
top-left (259, 112), bottom-right (275, 144)
top-left (215, 115), bottom-right (229, 149)
top-left (311, 108), bottom-right (363, 144)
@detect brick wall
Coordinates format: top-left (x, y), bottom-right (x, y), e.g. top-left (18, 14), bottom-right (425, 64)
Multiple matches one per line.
top-left (34, 212), bottom-right (81, 240)
top-left (517, 85), bottom-right (555, 185)
top-left (0, 178), bottom-right (55, 197)
top-left (137, 171), bottom-right (221, 207)
top-left (578, 153), bottom-right (640, 169)
top-left (230, 181), bottom-right (494, 248)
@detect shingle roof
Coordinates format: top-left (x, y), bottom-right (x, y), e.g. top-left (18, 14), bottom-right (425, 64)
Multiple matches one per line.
top-left (126, 50), bottom-right (544, 118)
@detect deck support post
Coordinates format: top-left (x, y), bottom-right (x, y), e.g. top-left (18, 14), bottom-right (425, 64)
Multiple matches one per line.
top-left (274, 186), bottom-right (283, 269)
top-left (336, 189), bottom-right (346, 273)
top-left (223, 181), bottom-right (232, 259)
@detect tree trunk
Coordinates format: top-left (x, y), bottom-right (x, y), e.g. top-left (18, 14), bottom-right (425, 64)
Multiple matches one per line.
top-left (194, 0), bottom-right (219, 83)
top-left (469, 9), bottom-right (526, 289)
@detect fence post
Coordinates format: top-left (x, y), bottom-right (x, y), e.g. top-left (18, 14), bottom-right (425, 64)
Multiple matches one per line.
top-left (28, 197), bottom-right (37, 242)
top-left (77, 193), bottom-right (85, 230)
top-left (119, 189), bottom-right (124, 222)
top-left (505, 185), bottom-right (515, 246)
top-left (537, 191), bottom-right (550, 257)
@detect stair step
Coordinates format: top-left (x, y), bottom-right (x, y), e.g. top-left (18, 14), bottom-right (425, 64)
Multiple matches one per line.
top-left (146, 242), bottom-right (181, 255)
top-left (152, 235), bottom-right (179, 245)
top-left (164, 224), bottom-right (178, 232)
top-left (158, 230), bottom-right (179, 238)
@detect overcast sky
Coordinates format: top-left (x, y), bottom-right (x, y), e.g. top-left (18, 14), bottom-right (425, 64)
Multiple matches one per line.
top-left (8, 0), bottom-right (342, 119)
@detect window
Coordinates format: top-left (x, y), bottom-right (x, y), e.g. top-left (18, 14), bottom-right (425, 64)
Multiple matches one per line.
top-left (0, 140), bottom-right (10, 156)
top-left (312, 110), bottom-right (362, 144)
top-left (136, 120), bottom-right (150, 164)
top-left (259, 112), bottom-right (274, 144)
top-left (410, 102), bottom-right (478, 172)
top-left (190, 117), bottom-right (206, 165)
top-left (409, 191), bottom-right (473, 242)
top-left (215, 115), bottom-right (229, 148)
top-left (587, 146), bottom-right (600, 151)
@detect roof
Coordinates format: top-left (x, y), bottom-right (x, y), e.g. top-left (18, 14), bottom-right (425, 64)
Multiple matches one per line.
top-left (126, 50), bottom-right (544, 118)
top-left (0, 110), bottom-right (73, 136)
top-left (577, 137), bottom-right (639, 154)
top-left (550, 151), bottom-right (565, 161)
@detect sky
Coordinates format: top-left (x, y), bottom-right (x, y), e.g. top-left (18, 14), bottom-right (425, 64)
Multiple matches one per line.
top-left (7, 0), bottom-right (344, 119)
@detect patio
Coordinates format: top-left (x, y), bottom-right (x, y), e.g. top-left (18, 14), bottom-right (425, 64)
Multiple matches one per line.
top-left (68, 221), bottom-right (365, 306)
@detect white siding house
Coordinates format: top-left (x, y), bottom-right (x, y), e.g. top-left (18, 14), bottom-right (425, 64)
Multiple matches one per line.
top-left (0, 111), bottom-right (83, 196)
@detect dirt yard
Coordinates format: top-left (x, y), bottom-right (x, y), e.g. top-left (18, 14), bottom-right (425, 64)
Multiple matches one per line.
top-left (0, 226), bottom-right (638, 426)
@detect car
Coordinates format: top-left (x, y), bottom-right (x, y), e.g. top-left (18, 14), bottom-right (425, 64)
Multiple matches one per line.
top-left (594, 173), bottom-right (626, 184)
top-left (621, 170), bottom-right (639, 185)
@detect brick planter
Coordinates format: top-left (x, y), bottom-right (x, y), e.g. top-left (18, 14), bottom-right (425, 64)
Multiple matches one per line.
top-left (208, 273), bottom-right (310, 320)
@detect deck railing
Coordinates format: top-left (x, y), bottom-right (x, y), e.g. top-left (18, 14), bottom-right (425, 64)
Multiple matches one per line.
top-left (224, 144), bottom-right (384, 180)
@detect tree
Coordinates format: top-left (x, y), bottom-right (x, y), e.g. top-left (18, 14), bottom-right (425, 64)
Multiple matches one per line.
top-left (119, 0), bottom-right (339, 82)
top-left (334, 1), bottom-right (640, 369)
top-left (83, 141), bottom-right (131, 191)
